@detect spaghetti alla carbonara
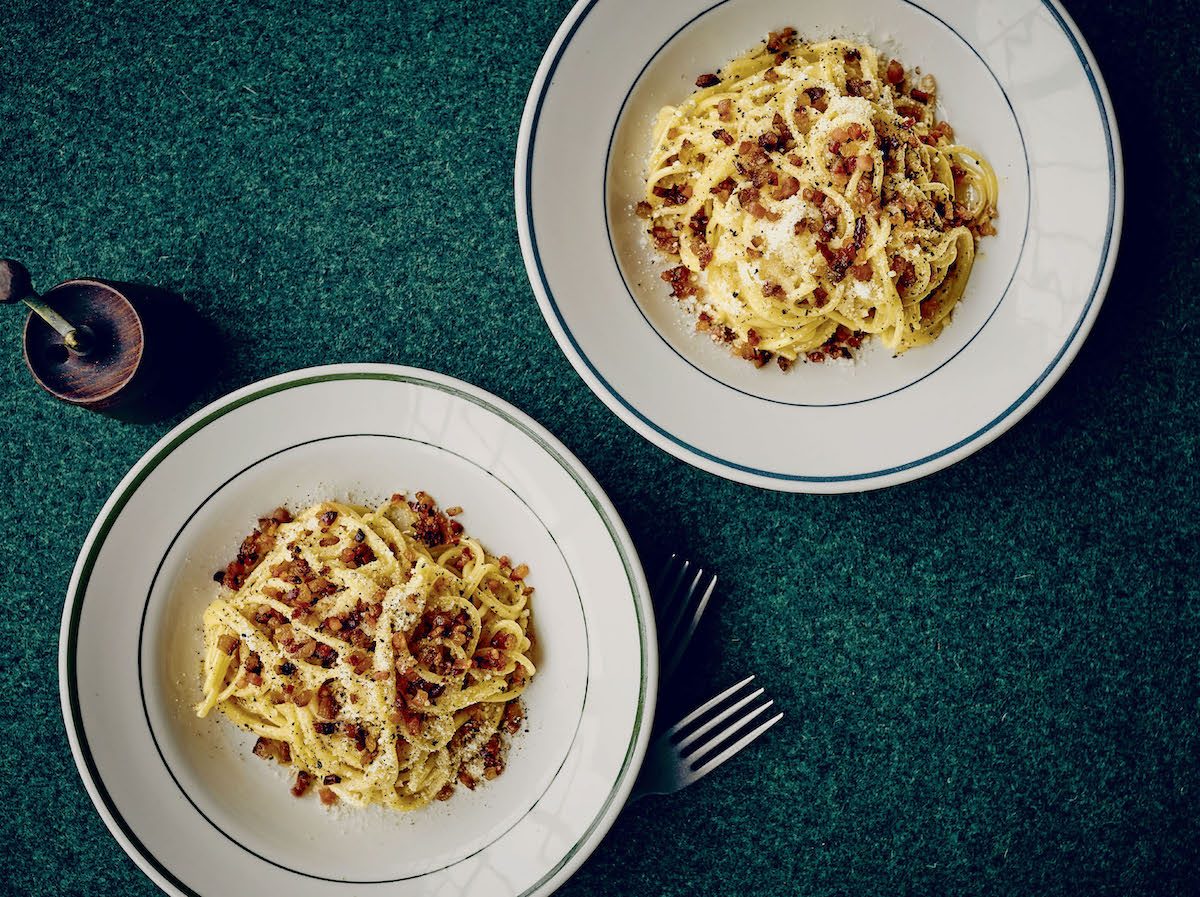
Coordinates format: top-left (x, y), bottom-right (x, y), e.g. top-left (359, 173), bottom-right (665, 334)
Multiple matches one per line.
top-left (638, 29), bottom-right (998, 368)
top-left (196, 493), bottom-right (535, 810)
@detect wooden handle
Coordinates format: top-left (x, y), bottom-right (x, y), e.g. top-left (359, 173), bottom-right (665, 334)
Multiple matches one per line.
top-left (0, 259), bottom-right (34, 304)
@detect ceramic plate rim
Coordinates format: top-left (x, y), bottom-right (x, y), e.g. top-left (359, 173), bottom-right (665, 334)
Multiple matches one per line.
top-left (57, 362), bottom-right (657, 897)
top-left (515, 0), bottom-right (1125, 493)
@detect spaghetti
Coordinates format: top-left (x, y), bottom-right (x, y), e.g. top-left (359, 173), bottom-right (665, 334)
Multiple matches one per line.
top-left (195, 493), bottom-right (535, 810)
top-left (638, 29), bottom-right (998, 368)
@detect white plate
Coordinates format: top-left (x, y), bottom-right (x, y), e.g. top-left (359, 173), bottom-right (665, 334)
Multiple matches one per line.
top-left (516, 0), bottom-right (1122, 492)
top-left (59, 364), bottom-right (655, 897)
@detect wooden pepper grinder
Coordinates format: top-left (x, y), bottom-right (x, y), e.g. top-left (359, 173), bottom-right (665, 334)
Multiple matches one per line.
top-left (2, 259), bottom-right (207, 421)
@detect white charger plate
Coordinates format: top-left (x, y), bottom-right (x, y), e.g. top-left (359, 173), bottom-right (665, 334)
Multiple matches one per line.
top-left (517, 0), bottom-right (1123, 492)
top-left (59, 364), bottom-right (655, 897)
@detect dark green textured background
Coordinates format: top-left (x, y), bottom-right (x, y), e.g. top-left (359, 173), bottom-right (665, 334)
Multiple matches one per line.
top-left (2, 0), bottom-right (1197, 894)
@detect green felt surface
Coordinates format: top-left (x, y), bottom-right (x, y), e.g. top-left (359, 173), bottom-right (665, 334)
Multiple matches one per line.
top-left (1, 0), bottom-right (1197, 895)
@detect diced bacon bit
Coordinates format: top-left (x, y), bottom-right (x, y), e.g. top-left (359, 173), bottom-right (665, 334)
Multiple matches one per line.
top-left (717, 98), bottom-right (733, 121)
top-left (696, 311), bottom-right (713, 332)
top-left (292, 688), bottom-right (313, 707)
top-left (473, 647), bottom-right (506, 671)
top-left (319, 509), bottom-right (338, 528)
top-left (651, 225), bottom-right (680, 255)
top-left (316, 681), bottom-right (340, 720)
top-left (890, 256), bottom-right (917, 290)
top-left (695, 72), bottom-right (720, 88)
top-left (323, 774), bottom-right (341, 785)
top-left (291, 771), bottom-right (314, 797)
top-left (885, 59), bottom-right (905, 84)
top-left (509, 563), bottom-right (529, 582)
top-left (243, 651), bottom-right (263, 676)
top-left (689, 208), bottom-right (709, 236)
top-left (314, 721), bottom-right (337, 735)
top-left (773, 174), bottom-right (800, 200)
top-left (409, 494), bottom-right (458, 548)
top-left (693, 239), bottom-right (714, 270)
top-left (770, 113), bottom-right (794, 148)
top-left (811, 286), bottom-right (829, 308)
top-left (856, 153), bottom-right (874, 172)
top-left (318, 534), bottom-right (338, 547)
top-left (217, 634), bottom-right (239, 655)
top-left (710, 177), bottom-right (736, 203)
top-left (220, 524), bottom-right (277, 590)
top-left (851, 263), bottom-right (874, 281)
top-left (312, 642), bottom-right (339, 669)
top-left (802, 186), bottom-right (823, 203)
top-left (435, 783), bottom-right (455, 801)
top-left (371, 669), bottom-right (390, 681)
top-left (853, 216), bottom-right (867, 249)
top-left (635, 200), bottom-right (653, 218)
top-left (738, 344), bottom-right (772, 367)
top-left (318, 787), bottom-right (338, 806)
top-left (817, 240), bottom-right (857, 282)
top-left (661, 265), bottom-right (700, 299)
top-left (712, 128), bottom-right (734, 146)
top-left (846, 77), bottom-right (871, 98)
top-left (392, 700), bottom-right (423, 736)
top-left (762, 282), bottom-right (785, 299)
top-left (252, 737), bottom-right (292, 765)
top-left (931, 120), bottom-right (954, 141)
top-left (763, 67), bottom-right (780, 83)
top-left (719, 326), bottom-right (737, 343)
top-left (920, 297), bottom-right (940, 321)
top-left (340, 542), bottom-right (375, 569)
top-left (652, 183), bottom-right (693, 206)
top-left (807, 351), bottom-right (826, 363)
top-left (458, 770), bottom-right (478, 790)
top-left (805, 86), bottom-right (828, 112)
top-left (480, 734), bottom-right (505, 779)
top-left (737, 140), bottom-right (769, 166)
top-left (746, 329), bottom-right (762, 347)
top-left (503, 700), bottom-right (524, 734)
top-left (910, 87), bottom-right (932, 103)
top-left (765, 27), bottom-right (797, 53)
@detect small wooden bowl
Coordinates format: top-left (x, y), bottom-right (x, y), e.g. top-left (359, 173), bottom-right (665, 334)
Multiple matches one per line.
top-left (22, 278), bottom-right (199, 421)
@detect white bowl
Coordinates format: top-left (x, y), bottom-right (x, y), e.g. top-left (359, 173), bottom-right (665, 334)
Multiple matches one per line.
top-left (517, 0), bottom-right (1122, 492)
top-left (60, 364), bottom-right (655, 897)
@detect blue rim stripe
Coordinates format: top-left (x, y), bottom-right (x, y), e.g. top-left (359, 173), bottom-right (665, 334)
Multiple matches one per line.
top-left (524, 0), bottom-right (1120, 483)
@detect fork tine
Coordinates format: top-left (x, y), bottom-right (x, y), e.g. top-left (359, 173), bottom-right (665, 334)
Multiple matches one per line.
top-left (650, 553), bottom-right (681, 600)
top-left (689, 709), bottom-right (783, 780)
top-left (662, 571), bottom-right (716, 677)
top-left (652, 555), bottom-right (690, 622)
top-left (665, 675), bottom-right (755, 737)
top-left (674, 687), bottom-right (765, 754)
top-left (662, 566), bottom-right (704, 644)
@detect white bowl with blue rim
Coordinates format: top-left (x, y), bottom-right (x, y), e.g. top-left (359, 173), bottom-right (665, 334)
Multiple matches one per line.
top-left (517, 0), bottom-right (1122, 492)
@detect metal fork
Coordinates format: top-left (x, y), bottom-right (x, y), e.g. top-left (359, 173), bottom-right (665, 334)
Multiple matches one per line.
top-left (652, 554), bottom-right (718, 679)
top-left (632, 675), bottom-right (782, 799)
